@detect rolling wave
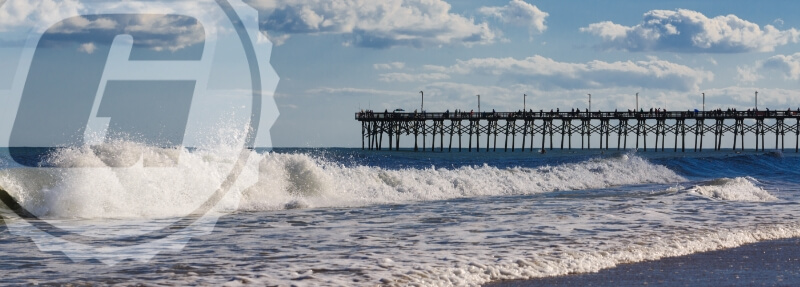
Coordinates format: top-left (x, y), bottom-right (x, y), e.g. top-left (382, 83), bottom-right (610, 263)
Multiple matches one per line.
top-left (1, 144), bottom-right (686, 218)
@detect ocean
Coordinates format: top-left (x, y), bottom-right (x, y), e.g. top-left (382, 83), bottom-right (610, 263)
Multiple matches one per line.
top-left (1, 146), bottom-right (799, 286)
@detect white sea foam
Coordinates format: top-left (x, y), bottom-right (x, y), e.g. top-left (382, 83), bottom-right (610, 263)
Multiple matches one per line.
top-left (0, 147), bottom-right (686, 219)
top-left (1, 149), bottom-right (797, 286)
top-left (128, 183), bottom-right (797, 287)
top-left (689, 177), bottom-right (777, 202)
top-left (393, 223), bottom-right (800, 286)
top-left (0, 139), bottom-right (259, 220)
top-left (239, 152), bottom-right (686, 211)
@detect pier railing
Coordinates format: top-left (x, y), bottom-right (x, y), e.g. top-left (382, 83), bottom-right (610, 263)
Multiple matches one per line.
top-left (356, 110), bottom-right (800, 153)
top-left (357, 110), bottom-right (799, 121)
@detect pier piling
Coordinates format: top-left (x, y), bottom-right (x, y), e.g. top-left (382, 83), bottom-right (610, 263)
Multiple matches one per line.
top-left (356, 110), bottom-right (800, 152)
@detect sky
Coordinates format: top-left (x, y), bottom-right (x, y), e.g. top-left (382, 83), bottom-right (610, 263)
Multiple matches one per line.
top-left (1, 0), bottom-right (800, 148)
top-left (257, 0), bottom-right (800, 147)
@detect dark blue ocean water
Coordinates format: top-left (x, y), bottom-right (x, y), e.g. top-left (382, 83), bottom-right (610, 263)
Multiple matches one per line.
top-left (1, 147), bottom-right (799, 285)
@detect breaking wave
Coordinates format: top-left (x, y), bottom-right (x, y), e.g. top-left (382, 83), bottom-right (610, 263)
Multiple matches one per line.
top-left (1, 144), bottom-right (686, 219)
top-left (688, 177), bottom-right (777, 202)
top-left (240, 152), bottom-right (685, 211)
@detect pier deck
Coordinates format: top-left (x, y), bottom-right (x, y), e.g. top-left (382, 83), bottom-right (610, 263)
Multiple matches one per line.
top-left (356, 110), bottom-right (800, 152)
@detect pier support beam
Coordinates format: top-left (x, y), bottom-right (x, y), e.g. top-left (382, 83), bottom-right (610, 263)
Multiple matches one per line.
top-left (714, 119), bottom-right (724, 151)
top-left (758, 119), bottom-right (766, 151)
top-left (776, 119), bottom-right (784, 151)
top-left (694, 119), bottom-right (704, 152)
top-left (476, 120), bottom-right (481, 152)
top-left (356, 111), bottom-right (800, 153)
top-left (468, 120), bottom-right (474, 152)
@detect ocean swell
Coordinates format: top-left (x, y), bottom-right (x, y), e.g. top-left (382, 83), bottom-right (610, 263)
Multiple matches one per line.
top-left (1, 147), bottom-right (686, 218)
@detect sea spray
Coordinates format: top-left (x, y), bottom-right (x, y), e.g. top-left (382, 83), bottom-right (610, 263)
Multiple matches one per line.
top-left (0, 131), bottom-right (261, 219)
top-left (238, 152), bottom-right (686, 211)
top-left (2, 150), bottom-right (686, 218)
top-left (689, 177), bottom-right (777, 202)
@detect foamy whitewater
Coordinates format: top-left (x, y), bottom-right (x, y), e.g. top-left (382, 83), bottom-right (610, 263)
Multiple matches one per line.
top-left (1, 145), bottom-right (800, 286)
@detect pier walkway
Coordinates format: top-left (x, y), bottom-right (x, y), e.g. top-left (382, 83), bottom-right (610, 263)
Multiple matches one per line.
top-left (355, 109), bottom-right (800, 152)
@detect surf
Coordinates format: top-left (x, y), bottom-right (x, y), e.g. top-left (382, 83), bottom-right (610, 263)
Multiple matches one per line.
top-left (0, 145), bottom-right (687, 219)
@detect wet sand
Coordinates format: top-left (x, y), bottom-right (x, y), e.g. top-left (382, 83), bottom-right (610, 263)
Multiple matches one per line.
top-left (486, 238), bottom-right (800, 287)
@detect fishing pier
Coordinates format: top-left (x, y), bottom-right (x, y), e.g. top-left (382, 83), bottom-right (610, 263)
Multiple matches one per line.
top-left (356, 110), bottom-right (800, 152)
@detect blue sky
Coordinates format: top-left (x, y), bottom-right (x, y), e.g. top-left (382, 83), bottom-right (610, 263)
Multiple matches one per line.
top-left (257, 0), bottom-right (800, 147)
top-left (2, 0), bottom-right (800, 148)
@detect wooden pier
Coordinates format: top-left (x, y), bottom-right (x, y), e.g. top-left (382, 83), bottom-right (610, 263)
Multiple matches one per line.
top-left (356, 110), bottom-right (800, 152)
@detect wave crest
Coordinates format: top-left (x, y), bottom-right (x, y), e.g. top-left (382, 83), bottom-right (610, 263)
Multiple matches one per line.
top-left (2, 148), bottom-right (687, 218)
top-left (238, 153), bottom-right (686, 211)
top-left (688, 177), bottom-right (777, 202)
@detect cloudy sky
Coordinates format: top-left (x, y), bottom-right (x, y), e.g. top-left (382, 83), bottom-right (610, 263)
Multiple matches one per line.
top-left (256, 0), bottom-right (800, 147)
top-left (1, 0), bottom-right (799, 148)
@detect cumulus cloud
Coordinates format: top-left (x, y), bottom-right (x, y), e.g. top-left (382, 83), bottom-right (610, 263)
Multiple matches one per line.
top-left (430, 55), bottom-right (713, 91)
top-left (43, 14), bottom-right (206, 52)
top-left (581, 9), bottom-right (800, 53)
top-left (249, 0), bottom-right (496, 48)
top-left (703, 87), bottom-right (800, 109)
top-left (0, 0), bottom-right (83, 32)
top-left (378, 72), bottom-right (450, 82)
top-left (736, 65), bottom-right (761, 83)
top-left (417, 82), bottom-right (704, 112)
top-left (0, 1), bottom-right (217, 52)
top-left (479, 0), bottom-right (548, 38)
top-left (78, 42), bottom-right (96, 54)
top-left (737, 53), bottom-right (800, 83)
top-left (422, 82), bottom-right (799, 113)
top-left (374, 61), bottom-right (405, 70)
top-left (761, 53), bottom-right (800, 80)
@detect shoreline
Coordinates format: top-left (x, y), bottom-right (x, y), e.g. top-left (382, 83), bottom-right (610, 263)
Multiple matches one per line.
top-left (485, 237), bottom-right (800, 286)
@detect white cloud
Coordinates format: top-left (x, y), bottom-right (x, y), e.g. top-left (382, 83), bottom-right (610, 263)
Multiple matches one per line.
top-left (422, 64), bottom-right (449, 73)
top-left (737, 53), bottom-right (800, 82)
top-left (374, 61), bottom-right (405, 70)
top-left (418, 82), bottom-right (800, 113)
top-left (417, 82), bottom-right (706, 112)
top-left (703, 87), bottom-right (800, 109)
top-left (0, 0), bottom-right (83, 32)
top-left (761, 53), bottom-right (800, 80)
top-left (78, 42), bottom-right (96, 54)
top-left (581, 9), bottom-right (800, 53)
top-left (248, 0), bottom-right (496, 48)
top-left (736, 65), bottom-right (761, 83)
top-left (420, 82), bottom-right (520, 109)
top-left (0, 1), bottom-right (222, 52)
top-left (479, 0), bottom-right (548, 38)
top-left (262, 31), bottom-right (290, 46)
top-left (436, 55), bottom-right (713, 91)
top-left (47, 14), bottom-right (206, 52)
top-left (49, 15), bottom-right (116, 33)
top-left (306, 87), bottom-right (410, 97)
top-left (581, 21), bottom-right (629, 41)
top-left (378, 72), bottom-right (449, 82)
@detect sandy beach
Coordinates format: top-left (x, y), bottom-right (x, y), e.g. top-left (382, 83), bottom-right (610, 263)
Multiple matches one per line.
top-left (486, 237), bottom-right (800, 286)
